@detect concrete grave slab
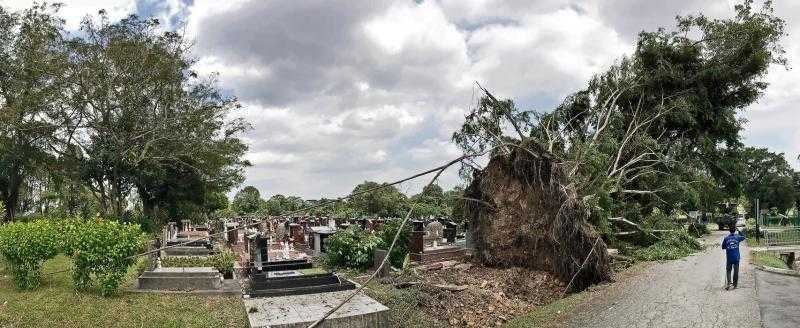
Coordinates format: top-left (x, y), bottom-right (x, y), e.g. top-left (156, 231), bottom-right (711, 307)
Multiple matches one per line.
top-left (244, 290), bottom-right (389, 328)
top-left (267, 270), bottom-right (303, 278)
top-left (137, 267), bottom-right (221, 291)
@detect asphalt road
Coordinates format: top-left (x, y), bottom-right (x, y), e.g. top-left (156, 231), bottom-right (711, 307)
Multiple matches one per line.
top-left (756, 269), bottom-right (800, 328)
top-left (558, 230), bottom-right (761, 328)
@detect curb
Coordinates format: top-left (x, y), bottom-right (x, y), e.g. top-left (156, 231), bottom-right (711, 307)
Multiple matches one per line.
top-left (752, 264), bottom-right (800, 277)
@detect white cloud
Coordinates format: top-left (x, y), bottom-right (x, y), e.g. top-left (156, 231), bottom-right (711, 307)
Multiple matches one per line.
top-left (0, 0), bottom-right (136, 30)
top-left (4, 0), bottom-right (798, 196)
top-left (466, 8), bottom-right (630, 100)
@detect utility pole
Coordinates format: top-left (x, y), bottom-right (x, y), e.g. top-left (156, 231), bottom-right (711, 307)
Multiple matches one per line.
top-left (755, 199), bottom-right (760, 243)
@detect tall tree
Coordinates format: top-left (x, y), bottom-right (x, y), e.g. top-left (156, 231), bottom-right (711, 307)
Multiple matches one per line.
top-left (0, 4), bottom-right (70, 220)
top-left (231, 186), bottom-right (261, 215)
top-left (409, 184), bottom-right (446, 218)
top-left (742, 147), bottom-right (796, 214)
top-left (348, 181), bottom-right (408, 218)
top-left (259, 194), bottom-right (307, 215)
top-left (66, 13), bottom-right (249, 220)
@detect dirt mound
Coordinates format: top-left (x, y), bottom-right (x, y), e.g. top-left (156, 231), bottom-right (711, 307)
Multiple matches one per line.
top-left (464, 141), bottom-right (612, 292)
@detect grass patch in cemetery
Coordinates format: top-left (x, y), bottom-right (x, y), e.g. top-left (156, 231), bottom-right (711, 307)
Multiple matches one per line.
top-left (751, 251), bottom-right (790, 270)
top-left (503, 292), bottom-right (588, 328)
top-left (0, 255), bottom-right (247, 328)
top-left (297, 267), bottom-right (328, 275)
top-left (362, 280), bottom-right (438, 328)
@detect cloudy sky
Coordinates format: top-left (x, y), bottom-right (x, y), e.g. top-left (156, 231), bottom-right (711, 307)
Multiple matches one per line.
top-left (2, 0), bottom-right (798, 199)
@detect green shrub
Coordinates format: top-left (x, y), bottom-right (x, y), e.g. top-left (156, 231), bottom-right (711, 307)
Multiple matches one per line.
top-left (160, 249), bottom-right (236, 276)
top-left (631, 230), bottom-right (703, 261)
top-left (687, 222), bottom-right (709, 237)
top-left (325, 226), bottom-right (380, 269)
top-left (375, 219), bottom-right (412, 268)
top-left (62, 218), bottom-right (146, 296)
top-left (210, 249), bottom-right (236, 276)
top-left (0, 220), bottom-right (60, 289)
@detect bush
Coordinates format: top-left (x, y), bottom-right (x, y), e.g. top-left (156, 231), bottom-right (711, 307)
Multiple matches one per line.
top-left (325, 226), bottom-right (380, 269)
top-left (686, 222), bottom-right (709, 238)
top-left (375, 219), bottom-right (412, 268)
top-left (0, 220), bottom-right (60, 289)
top-left (161, 248), bottom-right (236, 276)
top-left (62, 218), bottom-right (146, 296)
top-left (630, 230), bottom-right (703, 261)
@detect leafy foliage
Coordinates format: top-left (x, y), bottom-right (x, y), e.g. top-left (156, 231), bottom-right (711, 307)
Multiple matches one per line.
top-left (687, 222), bottom-right (710, 238)
top-left (742, 147), bottom-right (797, 213)
top-left (324, 226), bottom-right (380, 269)
top-left (0, 6), bottom-right (250, 222)
top-left (259, 194), bottom-right (307, 215)
top-left (0, 4), bottom-right (69, 221)
top-left (62, 218), bottom-right (146, 296)
top-left (453, 1), bottom-right (788, 230)
top-left (375, 219), bottom-right (412, 268)
top-left (349, 181), bottom-right (409, 218)
top-left (630, 230), bottom-right (703, 261)
top-left (231, 186), bottom-right (261, 215)
top-left (0, 220), bottom-right (60, 289)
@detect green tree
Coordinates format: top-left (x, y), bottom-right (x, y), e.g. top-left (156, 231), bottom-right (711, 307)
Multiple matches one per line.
top-left (0, 4), bottom-right (69, 221)
top-left (742, 147), bottom-right (796, 214)
top-left (444, 186), bottom-right (466, 223)
top-left (65, 13), bottom-right (249, 221)
top-left (349, 181), bottom-right (408, 217)
top-left (409, 184), bottom-right (446, 218)
top-left (260, 194), bottom-right (308, 215)
top-left (232, 186), bottom-right (261, 215)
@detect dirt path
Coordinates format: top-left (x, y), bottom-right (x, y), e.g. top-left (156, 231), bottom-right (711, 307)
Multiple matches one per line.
top-left (555, 230), bottom-right (761, 328)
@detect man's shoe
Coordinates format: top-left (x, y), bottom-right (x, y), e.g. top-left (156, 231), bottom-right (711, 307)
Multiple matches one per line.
top-left (732, 285), bottom-right (737, 289)
top-left (724, 284), bottom-right (731, 290)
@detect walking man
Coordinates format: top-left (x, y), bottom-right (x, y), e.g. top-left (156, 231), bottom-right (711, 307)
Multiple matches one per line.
top-left (721, 225), bottom-right (746, 290)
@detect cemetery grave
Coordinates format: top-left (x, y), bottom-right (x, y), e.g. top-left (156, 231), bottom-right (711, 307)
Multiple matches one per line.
top-left (228, 216), bottom-right (391, 327)
top-left (408, 219), bottom-right (468, 263)
top-left (136, 220), bottom-right (238, 293)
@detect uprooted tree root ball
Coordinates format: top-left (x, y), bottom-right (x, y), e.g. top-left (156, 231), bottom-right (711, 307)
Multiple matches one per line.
top-left (465, 141), bottom-right (612, 292)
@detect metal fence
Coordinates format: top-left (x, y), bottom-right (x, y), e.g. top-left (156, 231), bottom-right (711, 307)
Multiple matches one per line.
top-left (763, 226), bottom-right (800, 246)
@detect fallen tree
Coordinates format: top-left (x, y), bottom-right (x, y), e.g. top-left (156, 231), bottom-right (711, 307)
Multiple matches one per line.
top-left (465, 140), bottom-right (611, 292)
top-left (454, 1), bottom-right (785, 292)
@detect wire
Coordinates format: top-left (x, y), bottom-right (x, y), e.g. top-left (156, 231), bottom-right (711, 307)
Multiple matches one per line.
top-left (307, 153), bottom-right (458, 328)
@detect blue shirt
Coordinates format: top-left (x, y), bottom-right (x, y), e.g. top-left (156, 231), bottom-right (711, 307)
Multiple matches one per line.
top-left (721, 233), bottom-right (746, 263)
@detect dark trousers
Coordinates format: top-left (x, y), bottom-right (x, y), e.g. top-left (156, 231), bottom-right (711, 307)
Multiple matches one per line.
top-left (726, 261), bottom-right (739, 286)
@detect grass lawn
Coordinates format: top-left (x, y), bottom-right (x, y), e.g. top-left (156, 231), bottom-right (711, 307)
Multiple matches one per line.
top-left (751, 251), bottom-right (790, 270)
top-left (0, 255), bottom-right (247, 328)
top-left (503, 292), bottom-right (588, 328)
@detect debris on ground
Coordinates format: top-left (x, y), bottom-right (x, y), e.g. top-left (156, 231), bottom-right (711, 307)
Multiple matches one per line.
top-left (358, 260), bottom-right (565, 327)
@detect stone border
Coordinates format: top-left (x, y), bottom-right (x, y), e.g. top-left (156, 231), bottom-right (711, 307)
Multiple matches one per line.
top-left (752, 263), bottom-right (800, 277)
top-left (128, 278), bottom-right (243, 295)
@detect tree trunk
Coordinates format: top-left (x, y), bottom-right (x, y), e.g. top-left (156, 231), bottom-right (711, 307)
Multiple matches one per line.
top-left (2, 170), bottom-right (22, 221)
